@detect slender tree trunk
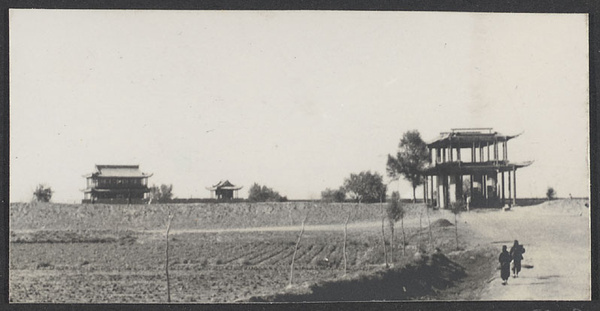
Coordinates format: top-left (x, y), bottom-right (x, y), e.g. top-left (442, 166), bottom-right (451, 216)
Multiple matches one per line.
top-left (343, 212), bottom-right (350, 275)
top-left (454, 212), bottom-right (459, 250)
top-left (401, 217), bottom-right (406, 256)
top-left (419, 213), bottom-right (422, 251)
top-left (380, 198), bottom-right (388, 268)
top-left (381, 216), bottom-right (388, 267)
top-left (426, 206), bottom-right (434, 252)
top-left (165, 213), bottom-right (173, 303)
top-left (413, 186), bottom-right (416, 203)
top-left (289, 214), bottom-right (307, 286)
top-left (390, 224), bottom-right (395, 265)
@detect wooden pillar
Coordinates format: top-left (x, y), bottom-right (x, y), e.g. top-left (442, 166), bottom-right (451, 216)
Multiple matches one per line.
top-left (458, 175), bottom-right (464, 200)
top-left (472, 143), bottom-right (475, 162)
top-left (501, 171), bottom-right (505, 206)
top-left (494, 140), bottom-right (498, 162)
top-left (508, 170), bottom-right (512, 206)
top-left (445, 175), bottom-right (450, 208)
top-left (479, 142), bottom-right (483, 163)
top-left (423, 178), bottom-right (427, 204)
top-left (470, 174), bottom-right (474, 200)
top-left (430, 176), bottom-right (434, 205)
top-left (513, 167), bottom-right (517, 206)
top-left (486, 142), bottom-right (490, 162)
top-left (483, 174), bottom-right (488, 207)
top-left (457, 146), bottom-right (461, 162)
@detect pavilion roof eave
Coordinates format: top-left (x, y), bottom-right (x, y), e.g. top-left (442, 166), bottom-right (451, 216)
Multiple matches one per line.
top-left (426, 132), bottom-right (522, 149)
top-left (83, 188), bottom-right (150, 193)
top-left (206, 186), bottom-right (244, 191)
top-left (423, 160), bottom-right (533, 175)
top-left (83, 173), bottom-right (153, 178)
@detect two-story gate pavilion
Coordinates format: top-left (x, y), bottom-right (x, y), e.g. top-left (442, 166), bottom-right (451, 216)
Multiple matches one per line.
top-left (82, 165), bottom-right (153, 204)
top-left (423, 128), bottom-right (532, 209)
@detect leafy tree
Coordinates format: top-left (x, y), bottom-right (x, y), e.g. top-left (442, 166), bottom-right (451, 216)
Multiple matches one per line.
top-left (343, 171), bottom-right (386, 203)
top-left (321, 187), bottom-right (346, 203)
top-left (387, 191), bottom-right (405, 261)
top-left (150, 184), bottom-right (173, 203)
top-left (546, 187), bottom-right (556, 201)
top-left (33, 184), bottom-right (53, 202)
top-left (248, 183), bottom-right (287, 202)
top-left (387, 130), bottom-right (431, 202)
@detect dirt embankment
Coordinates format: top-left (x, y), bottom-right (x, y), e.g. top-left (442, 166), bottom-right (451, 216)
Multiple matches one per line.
top-left (246, 252), bottom-right (466, 302)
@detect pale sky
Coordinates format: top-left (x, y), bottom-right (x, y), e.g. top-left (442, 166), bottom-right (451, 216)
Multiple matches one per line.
top-left (9, 10), bottom-right (589, 203)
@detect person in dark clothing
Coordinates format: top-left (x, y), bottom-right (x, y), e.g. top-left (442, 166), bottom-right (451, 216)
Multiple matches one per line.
top-left (510, 240), bottom-right (525, 278)
top-left (499, 245), bottom-right (512, 285)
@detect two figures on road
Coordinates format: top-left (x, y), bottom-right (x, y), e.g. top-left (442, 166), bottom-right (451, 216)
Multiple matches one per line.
top-left (499, 240), bottom-right (526, 285)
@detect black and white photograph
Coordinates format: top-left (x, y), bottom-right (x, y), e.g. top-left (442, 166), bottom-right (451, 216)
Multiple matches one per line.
top-left (7, 9), bottom-right (590, 303)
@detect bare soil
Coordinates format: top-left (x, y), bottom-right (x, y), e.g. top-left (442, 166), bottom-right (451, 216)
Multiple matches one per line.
top-left (9, 199), bottom-right (590, 302)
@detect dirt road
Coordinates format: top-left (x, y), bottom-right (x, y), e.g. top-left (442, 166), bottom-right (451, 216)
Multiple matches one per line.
top-left (460, 203), bottom-right (590, 300)
top-left (154, 201), bottom-right (590, 300)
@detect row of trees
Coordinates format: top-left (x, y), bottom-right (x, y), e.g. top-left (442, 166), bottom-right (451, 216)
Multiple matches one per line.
top-left (319, 130), bottom-right (430, 204)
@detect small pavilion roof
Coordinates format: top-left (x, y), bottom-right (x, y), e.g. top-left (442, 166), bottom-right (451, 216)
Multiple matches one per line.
top-left (206, 180), bottom-right (243, 191)
top-left (427, 128), bottom-right (521, 149)
top-left (83, 165), bottom-right (153, 178)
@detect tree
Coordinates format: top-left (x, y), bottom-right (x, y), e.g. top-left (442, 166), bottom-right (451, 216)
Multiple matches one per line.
top-left (342, 210), bottom-right (351, 275)
top-left (150, 184), bottom-right (174, 203)
top-left (164, 213), bottom-right (174, 302)
top-left (387, 130), bottom-right (431, 202)
top-left (321, 187), bottom-right (346, 203)
top-left (386, 191), bottom-right (405, 262)
top-left (289, 213), bottom-right (308, 287)
top-left (342, 171), bottom-right (386, 203)
top-left (248, 183), bottom-right (287, 202)
top-left (546, 187), bottom-right (556, 201)
top-left (33, 184), bottom-right (53, 202)
top-left (450, 199), bottom-right (465, 251)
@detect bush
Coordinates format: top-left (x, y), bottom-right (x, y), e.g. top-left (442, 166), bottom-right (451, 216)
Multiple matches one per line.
top-left (32, 184), bottom-right (53, 202)
top-left (546, 187), bottom-right (556, 200)
top-left (343, 171), bottom-right (386, 203)
top-left (248, 183), bottom-right (287, 202)
top-left (149, 184), bottom-right (173, 203)
top-left (321, 188), bottom-right (346, 203)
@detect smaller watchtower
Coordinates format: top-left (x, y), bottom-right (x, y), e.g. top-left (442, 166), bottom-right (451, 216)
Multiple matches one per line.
top-left (206, 180), bottom-right (243, 200)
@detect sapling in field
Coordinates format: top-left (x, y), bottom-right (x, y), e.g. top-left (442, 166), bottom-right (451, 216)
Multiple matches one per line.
top-left (165, 212), bottom-right (174, 303)
top-left (426, 203), bottom-right (434, 252)
top-left (342, 209), bottom-right (351, 276)
top-left (288, 212), bottom-right (309, 287)
top-left (378, 186), bottom-right (389, 268)
top-left (386, 191), bottom-right (404, 263)
top-left (450, 200), bottom-right (465, 250)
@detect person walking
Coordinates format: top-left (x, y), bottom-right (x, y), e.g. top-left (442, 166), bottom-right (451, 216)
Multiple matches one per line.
top-left (510, 240), bottom-right (526, 278)
top-left (499, 245), bottom-right (512, 285)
